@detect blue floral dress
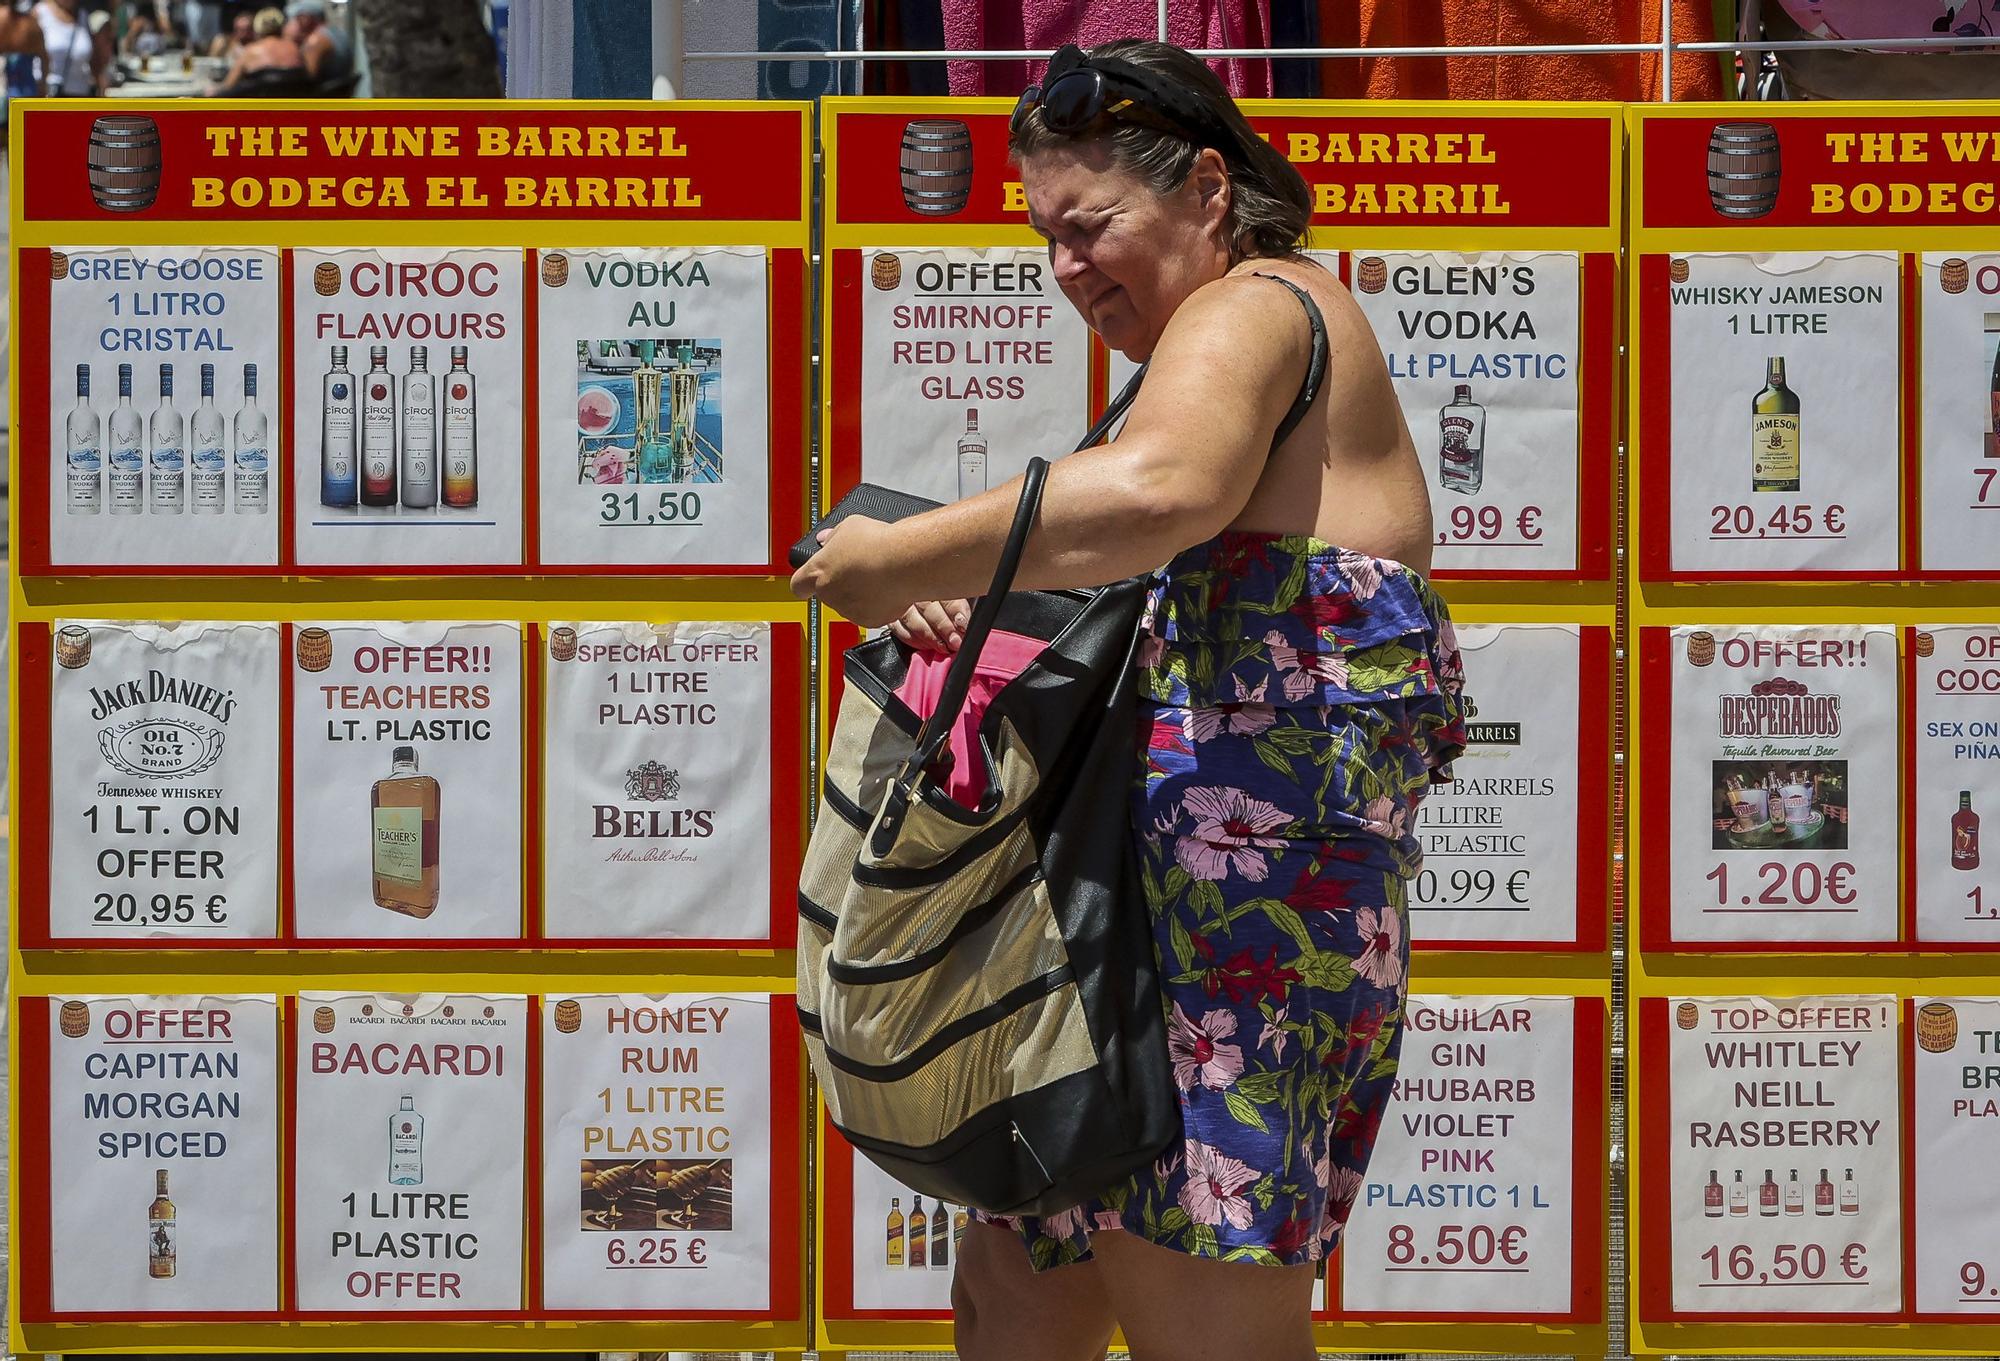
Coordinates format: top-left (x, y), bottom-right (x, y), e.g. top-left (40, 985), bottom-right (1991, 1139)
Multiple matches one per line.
top-left (989, 530), bottom-right (1468, 1271)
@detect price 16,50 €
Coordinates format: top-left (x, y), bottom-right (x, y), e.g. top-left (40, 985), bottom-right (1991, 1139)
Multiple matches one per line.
top-left (1699, 1241), bottom-right (1867, 1286)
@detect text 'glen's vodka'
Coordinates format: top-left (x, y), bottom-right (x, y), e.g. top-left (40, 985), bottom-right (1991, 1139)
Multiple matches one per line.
top-left (148, 362), bottom-right (184, 515)
top-left (1438, 384), bottom-right (1486, 495)
top-left (66, 363), bottom-right (101, 514)
top-left (389, 1094), bottom-right (424, 1185)
top-left (401, 345), bottom-right (437, 509)
top-left (361, 345), bottom-right (396, 507)
top-left (442, 344), bottom-right (477, 508)
top-left (234, 363), bottom-right (269, 513)
top-left (320, 345), bottom-right (357, 507)
top-left (190, 362), bottom-right (226, 514)
top-left (108, 363), bottom-right (144, 515)
top-left (956, 407), bottom-right (987, 500)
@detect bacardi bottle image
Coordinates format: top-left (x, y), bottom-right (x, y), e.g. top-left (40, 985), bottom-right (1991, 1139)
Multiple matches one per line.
top-left (189, 362), bottom-right (227, 514)
top-left (1952, 791), bottom-right (1981, 870)
top-left (108, 362), bottom-right (145, 514)
top-left (371, 745), bottom-right (439, 917)
top-left (1438, 384), bottom-right (1485, 494)
top-left (388, 1094), bottom-right (424, 1185)
top-left (360, 345), bottom-right (397, 507)
top-left (885, 1195), bottom-right (904, 1267)
top-left (401, 345), bottom-right (438, 509)
top-left (956, 408), bottom-right (988, 500)
top-left (907, 1194), bottom-right (928, 1269)
top-left (320, 345), bottom-right (357, 507)
top-left (442, 344), bottom-right (478, 508)
top-left (1751, 356), bottom-right (1801, 492)
top-left (147, 1168), bottom-right (176, 1278)
top-left (148, 362), bottom-right (185, 514)
top-left (1703, 1169), bottom-right (1723, 1218)
top-left (65, 363), bottom-right (101, 514)
top-left (233, 363), bottom-right (269, 514)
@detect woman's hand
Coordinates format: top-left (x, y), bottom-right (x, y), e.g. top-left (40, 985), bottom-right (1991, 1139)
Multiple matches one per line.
top-left (788, 515), bottom-right (918, 627)
top-left (889, 600), bottom-right (971, 653)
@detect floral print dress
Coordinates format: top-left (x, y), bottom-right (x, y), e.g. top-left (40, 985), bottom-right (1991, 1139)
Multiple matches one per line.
top-left (990, 530), bottom-right (1467, 1272)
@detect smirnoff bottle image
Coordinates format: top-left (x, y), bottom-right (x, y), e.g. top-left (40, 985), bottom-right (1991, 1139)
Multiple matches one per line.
top-left (956, 407), bottom-right (988, 500)
top-left (388, 1094), bottom-right (424, 1185)
top-left (65, 363), bottom-right (101, 514)
top-left (360, 345), bottom-right (397, 507)
top-left (442, 344), bottom-right (478, 508)
top-left (148, 362), bottom-right (185, 514)
top-left (401, 345), bottom-right (438, 509)
top-left (1438, 384), bottom-right (1485, 494)
top-left (1952, 791), bottom-right (1981, 870)
top-left (147, 1168), bottom-right (176, 1278)
top-left (107, 362), bottom-right (145, 514)
top-left (189, 362), bottom-right (227, 514)
top-left (320, 345), bottom-right (358, 507)
top-left (233, 363), bottom-right (269, 513)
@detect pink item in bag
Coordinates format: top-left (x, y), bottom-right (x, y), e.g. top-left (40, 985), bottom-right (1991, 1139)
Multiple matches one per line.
top-left (894, 629), bottom-right (1049, 806)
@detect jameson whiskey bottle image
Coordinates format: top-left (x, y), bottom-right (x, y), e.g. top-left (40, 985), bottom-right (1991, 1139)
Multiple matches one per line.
top-left (371, 745), bottom-right (439, 917)
top-left (108, 363), bottom-right (146, 514)
top-left (907, 1194), bottom-right (928, 1269)
top-left (233, 364), bottom-right (269, 514)
top-left (66, 362), bottom-right (101, 514)
top-left (930, 1198), bottom-right (950, 1268)
top-left (1815, 1166), bottom-right (1835, 1216)
top-left (1751, 356), bottom-right (1801, 492)
top-left (1438, 384), bottom-right (1486, 494)
top-left (189, 362), bottom-right (227, 514)
top-left (320, 345), bottom-right (357, 507)
top-left (388, 1094), bottom-right (424, 1185)
top-left (1953, 791), bottom-right (1981, 870)
top-left (148, 362), bottom-right (185, 514)
top-left (360, 345), bottom-right (397, 507)
top-left (401, 345), bottom-right (438, 509)
top-left (885, 1195), bottom-right (904, 1267)
top-left (442, 344), bottom-right (478, 508)
top-left (148, 1167), bottom-right (177, 1278)
top-left (956, 407), bottom-right (988, 500)
top-left (1703, 1169), bottom-right (1723, 1217)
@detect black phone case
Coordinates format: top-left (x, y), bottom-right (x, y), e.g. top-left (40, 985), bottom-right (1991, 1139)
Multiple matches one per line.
top-left (788, 484), bottom-right (943, 568)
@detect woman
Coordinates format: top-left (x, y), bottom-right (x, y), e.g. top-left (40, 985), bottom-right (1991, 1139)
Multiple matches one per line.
top-left (204, 5), bottom-right (299, 95)
top-left (32, 0), bottom-right (107, 95)
top-left (793, 40), bottom-right (1466, 1361)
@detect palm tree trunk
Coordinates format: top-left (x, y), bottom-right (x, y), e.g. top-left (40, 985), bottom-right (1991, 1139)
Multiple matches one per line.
top-left (350, 0), bottom-right (500, 98)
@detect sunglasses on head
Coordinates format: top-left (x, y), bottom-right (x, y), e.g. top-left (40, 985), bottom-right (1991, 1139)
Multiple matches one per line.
top-left (1010, 46), bottom-right (1231, 151)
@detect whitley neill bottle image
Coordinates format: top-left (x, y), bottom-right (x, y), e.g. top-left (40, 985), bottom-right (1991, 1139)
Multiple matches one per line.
top-left (1751, 355), bottom-right (1801, 492)
top-left (1704, 1169), bottom-right (1724, 1217)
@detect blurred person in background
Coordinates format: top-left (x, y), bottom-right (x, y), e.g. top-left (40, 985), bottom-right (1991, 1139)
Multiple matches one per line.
top-left (204, 3), bottom-right (302, 92)
top-left (208, 8), bottom-right (249, 57)
top-left (285, 0), bottom-right (347, 86)
top-left (32, 0), bottom-right (109, 93)
top-left (120, 9), bottom-right (163, 56)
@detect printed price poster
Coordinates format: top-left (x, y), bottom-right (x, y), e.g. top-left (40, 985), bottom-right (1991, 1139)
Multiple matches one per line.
top-left (291, 993), bottom-right (527, 1316)
top-left (1908, 626), bottom-right (2000, 945)
top-left (854, 246), bottom-right (1091, 503)
top-left (535, 247), bottom-right (772, 567)
top-left (1919, 251), bottom-right (2000, 573)
top-left (541, 621), bottom-right (794, 944)
top-left (1336, 996), bottom-right (1596, 1320)
top-left (288, 621), bottom-right (524, 943)
top-left (39, 620), bottom-right (280, 944)
top-left (1653, 251), bottom-right (1901, 577)
top-left (289, 247), bottom-right (524, 569)
top-left (1642, 995), bottom-right (1902, 1320)
top-left (1412, 625), bottom-right (1604, 949)
top-left (1645, 625), bottom-right (1900, 948)
top-left (1910, 996), bottom-right (2000, 1318)
top-left (41, 247), bottom-right (280, 569)
top-left (1350, 251), bottom-right (1580, 574)
top-left (24, 995), bottom-right (280, 1319)
top-left (538, 993), bottom-right (797, 1315)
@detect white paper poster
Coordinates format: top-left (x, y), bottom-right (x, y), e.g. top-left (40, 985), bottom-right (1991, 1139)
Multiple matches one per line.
top-left (1665, 625), bottom-right (1898, 944)
top-left (1911, 627), bottom-right (2000, 943)
top-left (289, 248), bottom-right (524, 568)
top-left (289, 621), bottom-right (523, 941)
top-left (1666, 252), bottom-right (1900, 574)
top-left (1918, 252), bottom-right (2000, 572)
top-left (859, 246), bottom-right (1090, 502)
top-left (535, 248), bottom-right (770, 567)
top-left (540, 621), bottom-right (773, 941)
top-left (1352, 251), bottom-right (1581, 573)
top-left (45, 247), bottom-right (281, 568)
top-left (47, 620), bottom-right (280, 940)
top-left (539, 994), bottom-right (774, 1311)
top-left (1414, 625), bottom-right (1583, 946)
top-left (292, 993), bottom-right (527, 1313)
top-left (1340, 996), bottom-right (1577, 1315)
top-left (46, 995), bottom-right (279, 1313)
top-left (1911, 996), bottom-right (2000, 1315)
top-left (848, 1149), bottom-right (966, 1311)
top-left (1663, 995), bottom-right (1901, 1316)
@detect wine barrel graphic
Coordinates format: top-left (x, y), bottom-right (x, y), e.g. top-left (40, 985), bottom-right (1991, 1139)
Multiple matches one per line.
top-left (1706, 122), bottom-right (1781, 220)
top-left (86, 115), bottom-right (162, 215)
top-left (900, 119), bottom-right (973, 217)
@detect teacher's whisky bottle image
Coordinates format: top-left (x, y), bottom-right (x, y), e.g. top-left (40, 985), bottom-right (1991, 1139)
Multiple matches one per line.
top-left (1751, 356), bottom-right (1801, 492)
top-left (361, 345), bottom-right (398, 507)
top-left (389, 1095), bottom-right (424, 1185)
top-left (1703, 1169), bottom-right (1723, 1217)
top-left (148, 1168), bottom-right (176, 1278)
top-left (956, 407), bottom-right (987, 500)
top-left (66, 363), bottom-right (101, 514)
top-left (189, 363), bottom-right (226, 514)
top-left (1438, 384), bottom-right (1486, 494)
top-left (109, 362), bottom-right (146, 514)
top-left (148, 362), bottom-right (185, 514)
top-left (907, 1194), bottom-right (928, 1269)
top-left (233, 364), bottom-right (269, 514)
top-left (320, 345), bottom-right (357, 507)
top-left (885, 1195), bottom-right (904, 1267)
top-left (371, 745), bottom-right (440, 917)
top-left (442, 344), bottom-right (479, 508)
top-left (401, 345), bottom-right (438, 509)
top-left (1815, 1166), bottom-right (1835, 1216)
top-left (1953, 790), bottom-right (1981, 870)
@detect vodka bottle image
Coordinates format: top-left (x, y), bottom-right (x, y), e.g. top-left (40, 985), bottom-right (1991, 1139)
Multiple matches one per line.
top-left (148, 362), bottom-right (185, 514)
top-left (360, 345), bottom-right (397, 507)
top-left (401, 345), bottom-right (438, 508)
top-left (189, 362), bottom-right (227, 514)
top-left (1438, 384), bottom-right (1486, 495)
top-left (233, 363), bottom-right (269, 513)
top-left (442, 344), bottom-right (478, 508)
top-left (956, 408), bottom-right (987, 500)
top-left (320, 345), bottom-right (357, 507)
top-left (65, 363), bottom-right (101, 514)
top-left (148, 1168), bottom-right (177, 1279)
top-left (108, 362), bottom-right (145, 514)
top-left (389, 1094), bottom-right (424, 1185)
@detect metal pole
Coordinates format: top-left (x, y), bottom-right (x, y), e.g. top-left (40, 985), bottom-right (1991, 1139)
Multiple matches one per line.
top-left (1157, 0), bottom-right (1167, 43)
top-left (1661, 0), bottom-right (1673, 101)
top-left (650, 0), bottom-right (682, 99)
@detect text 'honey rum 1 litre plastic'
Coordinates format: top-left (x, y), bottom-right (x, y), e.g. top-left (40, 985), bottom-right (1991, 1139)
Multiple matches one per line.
top-left (189, 363), bottom-right (226, 514)
top-left (1751, 356), bottom-right (1801, 492)
top-left (371, 745), bottom-right (439, 916)
top-left (442, 344), bottom-right (478, 507)
top-left (234, 363), bottom-right (269, 514)
top-left (66, 363), bottom-right (100, 513)
top-left (148, 1168), bottom-right (176, 1278)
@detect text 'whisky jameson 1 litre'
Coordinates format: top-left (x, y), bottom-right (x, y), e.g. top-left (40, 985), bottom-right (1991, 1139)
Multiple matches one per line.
top-left (1751, 356), bottom-right (1801, 493)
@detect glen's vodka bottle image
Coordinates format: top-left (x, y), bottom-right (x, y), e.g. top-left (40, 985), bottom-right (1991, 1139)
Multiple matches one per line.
top-left (108, 363), bottom-right (145, 514)
top-left (389, 1094), bottom-right (424, 1185)
top-left (148, 362), bottom-right (185, 514)
top-left (1438, 384), bottom-right (1486, 495)
top-left (401, 345), bottom-right (437, 509)
top-left (233, 364), bottom-right (269, 514)
top-left (320, 345), bottom-right (357, 507)
top-left (956, 407), bottom-right (987, 500)
top-left (65, 363), bottom-right (101, 514)
top-left (189, 362), bottom-right (227, 514)
top-left (360, 345), bottom-right (397, 507)
top-left (442, 345), bottom-right (478, 508)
